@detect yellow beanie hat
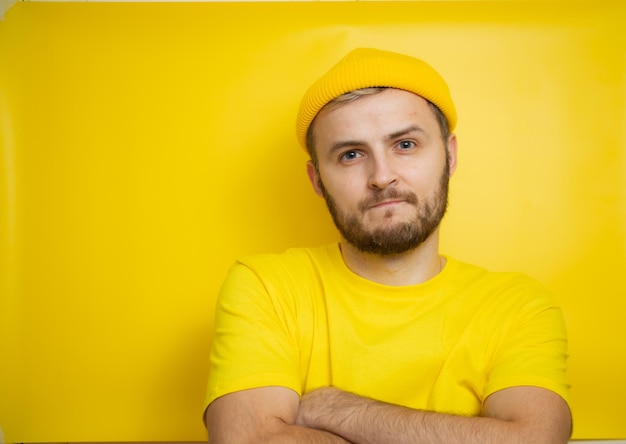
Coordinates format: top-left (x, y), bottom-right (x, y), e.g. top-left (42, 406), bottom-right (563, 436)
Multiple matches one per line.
top-left (296, 48), bottom-right (457, 150)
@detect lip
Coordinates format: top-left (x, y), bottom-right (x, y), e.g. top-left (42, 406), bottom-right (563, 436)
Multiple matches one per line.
top-left (370, 199), bottom-right (405, 209)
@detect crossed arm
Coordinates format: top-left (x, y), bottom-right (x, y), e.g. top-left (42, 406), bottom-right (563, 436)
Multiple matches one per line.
top-left (205, 384), bottom-right (571, 444)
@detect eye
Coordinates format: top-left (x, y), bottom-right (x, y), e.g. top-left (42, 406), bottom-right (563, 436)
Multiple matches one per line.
top-left (397, 140), bottom-right (416, 150)
top-left (340, 150), bottom-right (362, 162)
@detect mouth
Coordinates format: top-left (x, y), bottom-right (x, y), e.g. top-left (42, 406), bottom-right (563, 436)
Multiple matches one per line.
top-left (369, 199), bottom-right (405, 210)
top-left (359, 190), bottom-right (418, 213)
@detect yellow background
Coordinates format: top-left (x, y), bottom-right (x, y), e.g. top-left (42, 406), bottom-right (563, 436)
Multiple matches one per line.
top-left (0, 1), bottom-right (624, 441)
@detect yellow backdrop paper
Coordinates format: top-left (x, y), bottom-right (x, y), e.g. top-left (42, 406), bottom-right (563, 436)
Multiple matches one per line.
top-left (0, 1), bottom-right (625, 441)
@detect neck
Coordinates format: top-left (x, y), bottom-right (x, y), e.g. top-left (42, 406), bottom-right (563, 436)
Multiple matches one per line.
top-left (339, 229), bottom-right (444, 286)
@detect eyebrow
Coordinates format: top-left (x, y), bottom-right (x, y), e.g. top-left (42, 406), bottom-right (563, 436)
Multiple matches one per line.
top-left (387, 125), bottom-right (426, 140)
top-left (327, 125), bottom-right (426, 155)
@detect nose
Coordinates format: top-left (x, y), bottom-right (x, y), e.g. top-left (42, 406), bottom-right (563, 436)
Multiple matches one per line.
top-left (368, 152), bottom-right (397, 190)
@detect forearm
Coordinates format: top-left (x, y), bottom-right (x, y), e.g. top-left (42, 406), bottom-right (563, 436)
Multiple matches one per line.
top-left (315, 397), bottom-right (510, 444)
top-left (259, 423), bottom-right (352, 444)
top-left (205, 386), bottom-right (353, 444)
top-left (297, 389), bottom-right (493, 444)
top-left (209, 420), bottom-right (352, 444)
top-left (297, 387), bottom-right (569, 444)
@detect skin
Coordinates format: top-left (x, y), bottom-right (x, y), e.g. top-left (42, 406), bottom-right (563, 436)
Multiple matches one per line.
top-left (306, 88), bottom-right (456, 286)
top-left (205, 88), bottom-right (572, 443)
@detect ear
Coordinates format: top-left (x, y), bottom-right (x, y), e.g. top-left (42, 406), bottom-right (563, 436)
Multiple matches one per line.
top-left (306, 160), bottom-right (324, 198)
top-left (446, 133), bottom-right (458, 176)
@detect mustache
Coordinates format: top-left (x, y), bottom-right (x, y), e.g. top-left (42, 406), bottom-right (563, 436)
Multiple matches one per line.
top-left (358, 188), bottom-right (418, 212)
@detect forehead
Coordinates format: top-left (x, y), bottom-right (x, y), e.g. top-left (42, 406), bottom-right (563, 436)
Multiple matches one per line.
top-left (312, 88), bottom-right (437, 140)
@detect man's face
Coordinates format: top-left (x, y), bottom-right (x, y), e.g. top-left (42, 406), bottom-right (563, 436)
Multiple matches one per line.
top-left (307, 88), bottom-right (457, 256)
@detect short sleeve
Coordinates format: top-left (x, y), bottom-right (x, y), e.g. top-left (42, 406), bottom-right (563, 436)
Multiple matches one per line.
top-left (484, 288), bottom-right (570, 407)
top-left (204, 262), bottom-right (302, 410)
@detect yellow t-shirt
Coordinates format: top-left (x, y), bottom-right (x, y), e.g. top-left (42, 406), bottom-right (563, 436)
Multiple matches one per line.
top-left (205, 243), bottom-right (570, 415)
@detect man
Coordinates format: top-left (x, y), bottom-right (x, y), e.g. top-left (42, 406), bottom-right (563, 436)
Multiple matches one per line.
top-left (204, 48), bottom-right (571, 443)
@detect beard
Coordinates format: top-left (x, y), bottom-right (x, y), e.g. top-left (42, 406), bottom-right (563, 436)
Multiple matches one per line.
top-left (318, 166), bottom-right (450, 257)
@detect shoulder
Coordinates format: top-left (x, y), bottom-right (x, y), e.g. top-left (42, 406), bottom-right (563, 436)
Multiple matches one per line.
top-left (237, 244), bottom-right (338, 278)
top-left (446, 258), bottom-right (558, 313)
top-left (223, 243), bottom-right (339, 295)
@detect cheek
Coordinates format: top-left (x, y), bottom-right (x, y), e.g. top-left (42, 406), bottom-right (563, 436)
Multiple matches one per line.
top-left (321, 175), bottom-right (359, 205)
top-left (403, 157), bottom-right (447, 187)
top-left (319, 167), bottom-right (349, 190)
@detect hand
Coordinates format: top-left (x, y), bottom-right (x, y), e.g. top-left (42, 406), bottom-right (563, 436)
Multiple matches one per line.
top-left (296, 387), bottom-right (332, 428)
top-left (296, 387), bottom-right (362, 431)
